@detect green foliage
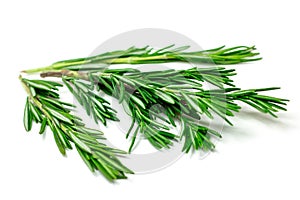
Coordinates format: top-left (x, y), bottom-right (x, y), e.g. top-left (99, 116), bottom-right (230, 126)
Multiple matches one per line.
top-left (21, 78), bottom-right (133, 181)
top-left (20, 44), bottom-right (288, 182)
top-left (62, 77), bottom-right (119, 125)
top-left (82, 67), bottom-right (288, 153)
top-left (23, 45), bottom-right (261, 74)
top-left (58, 45), bottom-right (262, 67)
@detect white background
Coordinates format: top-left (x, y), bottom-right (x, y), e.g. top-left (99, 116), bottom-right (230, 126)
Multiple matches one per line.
top-left (1, 0), bottom-right (299, 199)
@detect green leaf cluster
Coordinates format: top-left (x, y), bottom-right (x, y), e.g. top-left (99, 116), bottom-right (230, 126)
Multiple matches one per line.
top-left (82, 68), bottom-right (288, 153)
top-left (20, 44), bottom-right (288, 182)
top-left (21, 78), bottom-right (133, 181)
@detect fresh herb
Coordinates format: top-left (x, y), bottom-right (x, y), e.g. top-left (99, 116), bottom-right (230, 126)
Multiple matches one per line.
top-left (20, 76), bottom-right (133, 181)
top-left (19, 44), bottom-right (288, 182)
top-left (37, 67), bottom-right (288, 153)
top-left (23, 45), bottom-right (261, 74)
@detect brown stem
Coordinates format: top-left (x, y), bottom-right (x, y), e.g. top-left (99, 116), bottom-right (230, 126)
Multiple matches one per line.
top-left (40, 70), bottom-right (88, 80)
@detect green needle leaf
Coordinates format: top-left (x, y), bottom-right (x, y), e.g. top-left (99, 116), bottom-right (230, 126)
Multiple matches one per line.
top-left (181, 92), bottom-right (201, 113)
top-left (48, 119), bottom-right (66, 156)
top-left (24, 79), bottom-right (53, 91)
top-left (69, 131), bottom-right (92, 154)
top-left (39, 118), bottom-right (47, 134)
top-left (118, 81), bottom-right (125, 103)
top-left (155, 90), bottom-right (175, 104)
top-left (76, 146), bottom-right (95, 172)
top-left (23, 97), bottom-right (33, 132)
top-left (129, 126), bottom-right (139, 153)
top-left (114, 75), bottom-right (135, 86)
top-left (29, 102), bottom-right (42, 122)
top-left (130, 95), bottom-right (146, 109)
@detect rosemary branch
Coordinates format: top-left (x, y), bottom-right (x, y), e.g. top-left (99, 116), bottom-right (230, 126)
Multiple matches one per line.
top-left (23, 45), bottom-right (261, 74)
top-left (38, 68), bottom-right (288, 153)
top-left (19, 43), bottom-right (288, 182)
top-left (20, 76), bottom-right (133, 181)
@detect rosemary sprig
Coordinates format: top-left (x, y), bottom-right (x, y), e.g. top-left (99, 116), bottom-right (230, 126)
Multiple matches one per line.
top-left (38, 68), bottom-right (288, 153)
top-left (20, 77), bottom-right (133, 181)
top-left (110, 74), bottom-right (288, 152)
top-left (20, 43), bottom-right (288, 182)
top-left (23, 45), bottom-right (261, 74)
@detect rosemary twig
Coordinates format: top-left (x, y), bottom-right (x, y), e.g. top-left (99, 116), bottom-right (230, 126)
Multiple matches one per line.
top-left (19, 43), bottom-right (288, 182)
top-left (38, 68), bottom-right (288, 153)
top-left (20, 76), bottom-right (133, 181)
top-left (23, 45), bottom-right (261, 74)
